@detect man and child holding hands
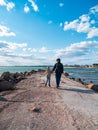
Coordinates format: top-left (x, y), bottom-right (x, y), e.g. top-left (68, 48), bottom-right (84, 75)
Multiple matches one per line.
top-left (44, 58), bottom-right (63, 88)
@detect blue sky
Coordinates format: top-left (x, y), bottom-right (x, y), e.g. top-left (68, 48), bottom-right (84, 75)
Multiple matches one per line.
top-left (0, 0), bottom-right (98, 66)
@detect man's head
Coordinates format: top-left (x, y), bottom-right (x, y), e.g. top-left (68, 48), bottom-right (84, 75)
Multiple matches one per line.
top-left (56, 58), bottom-right (61, 62)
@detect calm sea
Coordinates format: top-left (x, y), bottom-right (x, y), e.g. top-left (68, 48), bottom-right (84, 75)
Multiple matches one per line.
top-left (0, 66), bottom-right (98, 85)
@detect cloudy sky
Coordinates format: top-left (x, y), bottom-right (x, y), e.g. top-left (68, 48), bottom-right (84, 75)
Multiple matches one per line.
top-left (0, 0), bottom-right (98, 66)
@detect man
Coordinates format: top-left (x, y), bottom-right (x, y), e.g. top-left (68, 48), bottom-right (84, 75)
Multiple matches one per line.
top-left (52, 58), bottom-right (64, 88)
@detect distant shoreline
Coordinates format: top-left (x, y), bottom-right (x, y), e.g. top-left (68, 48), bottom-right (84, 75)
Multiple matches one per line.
top-left (0, 66), bottom-right (98, 68)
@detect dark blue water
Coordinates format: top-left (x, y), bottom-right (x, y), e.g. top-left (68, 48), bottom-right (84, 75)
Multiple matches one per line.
top-left (0, 66), bottom-right (98, 85)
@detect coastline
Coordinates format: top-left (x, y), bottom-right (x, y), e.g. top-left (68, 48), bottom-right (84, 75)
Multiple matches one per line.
top-left (0, 66), bottom-right (98, 85)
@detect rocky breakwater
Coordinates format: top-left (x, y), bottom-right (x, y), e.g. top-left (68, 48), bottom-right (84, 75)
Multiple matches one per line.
top-left (64, 72), bottom-right (98, 92)
top-left (0, 70), bottom-right (37, 91)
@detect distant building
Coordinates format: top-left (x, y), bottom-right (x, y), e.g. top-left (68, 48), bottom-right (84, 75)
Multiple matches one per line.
top-left (93, 64), bottom-right (98, 68)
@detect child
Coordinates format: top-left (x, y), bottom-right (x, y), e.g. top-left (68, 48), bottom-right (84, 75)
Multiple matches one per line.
top-left (44, 66), bottom-right (51, 87)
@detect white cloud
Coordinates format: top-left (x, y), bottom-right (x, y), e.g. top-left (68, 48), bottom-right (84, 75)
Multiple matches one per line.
top-left (8, 42), bottom-right (27, 50)
top-left (0, 25), bottom-right (16, 37)
top-left (0, 40), bottom-right (51, 55)
top-left (23, 47), bottom-right (37, 52)
top-left (63, 10), bottom-right (98, 38)
top-left (64, 19), bottom-right (79, 31)
top-left (24, 4), bottom-right (30, 13)
top-left (90, 5), bottom-right (98, 14)
top-left (6, 2), bottom-right (15, 11)
top-left (0, 41), bottom-right (34, 66)
top-left (48, 20), bottom-right (52, 24)
top-left (59, 3), bottom-right (64, 7)
top-left (39, 47), bottom-right (50, 53)
top-left (0, 45), bottom-right (53, 66)
top-left (60, 22), bottom-right (63, 27)
top-left (28, 0), bottom-right (39, 12)
top-left (1, 40), bottom-right (98, 65)
top-left (55, 41), bottom-right (98, 59)
top-left (77, 21), bottom-right (90, 33)
top-left (64, 15), bottom-right (91, 33)
top-left (28, 48), bottom-right (37, 52)
top-left (0, 40), bottom-right (27, 52)
top-left (79, 15), bottom-right (90, 22)
top-left (90, 20), bottom-right (95, 24)
top-left (23, 46), bottom-right (53, 53)
top-left (0, 41), bottom-right (55, 65)
top-left (0, 56), bottom-right (11, 66)
top-left (0, 0), bottom-right (15, 11)
top-left (0, 0), bottom-right (6, 6)
top-left (0, 55), bottom-right (34, 66)
top-left (87, 28), bottom-right (98, 38)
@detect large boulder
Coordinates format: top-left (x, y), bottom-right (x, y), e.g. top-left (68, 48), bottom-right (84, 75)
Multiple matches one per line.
top-left (1, 72), bottom-right (11, 81)
top-left (86, 83), bottom-right (98, 92)
top-left (1, 72), bottom-right (16, 84)
top-left (0, 80), bottom-right (15, 91)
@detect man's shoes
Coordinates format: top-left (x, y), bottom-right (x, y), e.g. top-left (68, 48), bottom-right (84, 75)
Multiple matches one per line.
top-left (56, 85), bottom-right (59, 88)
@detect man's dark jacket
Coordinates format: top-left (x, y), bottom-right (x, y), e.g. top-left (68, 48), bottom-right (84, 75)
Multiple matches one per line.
top-left (52, 62), bottom-right (63, 74)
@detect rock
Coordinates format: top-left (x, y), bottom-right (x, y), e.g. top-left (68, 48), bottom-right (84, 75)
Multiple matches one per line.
top-left (70, 77), bottom-right (75, 80)
top-left (86, 83), bottom-right (98, 92)
top-left (24, 71), bottom-right (28, 76)
top-left (1, 72), bottom-right (11, 81)
top-left (31, 70), bottom-right (37, 73)
top-left (1, 72), bottom-right (15, 84)
top-left (86, 83), bottom-right (94, 89)
top-left (0, 77), bottom-right (4, 81)
top-left (91, 85), bottom-right (98, 92)
top-left (13, 72), bottom-right (23, 78)
top-left (0, 80), bottom-right (15, 91)
top-left (28, 106), bottom-right (41, 113)
top-left (15, 76), bottom-right (26, 83)
top-left (64, 72), bottom-right (69, 77)
top-left (75, 78), bottom-right (84, 84)
top-left (12, 72), bottom-right (25, 83)
top-left (38, 69), bottom-right (45, 72)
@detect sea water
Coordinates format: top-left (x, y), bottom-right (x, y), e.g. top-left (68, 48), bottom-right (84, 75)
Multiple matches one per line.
top-left (64, 67), bottom-right (98, 85)
top-left (0, 66), bottom-right (98, 85)
top-left (0, 66), bottom-right (45, 75)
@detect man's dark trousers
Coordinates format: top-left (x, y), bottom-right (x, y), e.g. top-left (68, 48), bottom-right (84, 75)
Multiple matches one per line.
top-left (55, 73), bottom-right (61, 87)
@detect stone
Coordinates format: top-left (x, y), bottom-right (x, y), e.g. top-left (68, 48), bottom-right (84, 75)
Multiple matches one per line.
top-left (75, 78), bottom-right (84, 84)
top-left (1, 72), bottom-right (10, 81)
top-left (86, 83), bottom-right (98, 92)
top-left (0, 80), bottom-right (15, 91)
top-left (64, 72), bottom-right (69, 77)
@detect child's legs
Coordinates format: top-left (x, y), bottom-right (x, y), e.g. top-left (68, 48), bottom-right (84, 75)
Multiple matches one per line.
top-left (45, 77), bottom-right (48, 85)
top-left (47, 76), bottom-right (51, 85)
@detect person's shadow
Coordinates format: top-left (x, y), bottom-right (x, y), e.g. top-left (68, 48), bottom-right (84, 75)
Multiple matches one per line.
top-left (58, 87), bottom-right (94, 94)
